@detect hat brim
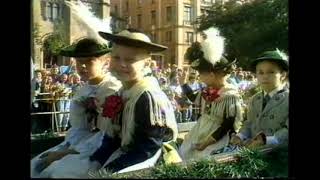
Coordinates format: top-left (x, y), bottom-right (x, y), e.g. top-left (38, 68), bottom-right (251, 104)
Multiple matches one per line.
top-left (98, 31), bottom-right (167, 52)
top-left (191, 58), bottom-right (236, 72)
top-left (212, 58), bottom-right (237, 70)
top-left (60, 44), bottom-right (110, 58)
top-left (251, 58), bottom-right (289, 72)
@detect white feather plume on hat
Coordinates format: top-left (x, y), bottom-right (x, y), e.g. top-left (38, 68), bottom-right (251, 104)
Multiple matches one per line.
top-left (65, 1), bottom-right (111, 45)
top-left (200, 27), bottom-right (225, 66)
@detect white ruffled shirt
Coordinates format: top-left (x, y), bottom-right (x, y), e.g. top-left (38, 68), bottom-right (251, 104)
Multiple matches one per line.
top-left (65, 74), bottom-right (122, 156)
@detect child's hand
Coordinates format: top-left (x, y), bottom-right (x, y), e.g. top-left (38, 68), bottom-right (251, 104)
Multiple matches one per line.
top-left (194, 137), bottom-right (217, 151)
top-left (230, 134), bottom-right (242, 146)
top-left (39, 151), bottom-right (66, 169)
top-left (245, 138), bottom-right (264, 148)
top-left (245, 132), bottom-right (266, 148)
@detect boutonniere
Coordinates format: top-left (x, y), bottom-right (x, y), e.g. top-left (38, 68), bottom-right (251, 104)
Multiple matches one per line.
top-left (102, 95), bottom-right (124, 121)
top-left (77, 96), bottom-right (99, 131)
top-left (202, 87), bottom-right (221, 103)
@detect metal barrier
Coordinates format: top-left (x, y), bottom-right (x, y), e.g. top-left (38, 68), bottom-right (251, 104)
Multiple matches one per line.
top-left (31, 94), bottom-right (202, 134)
top-left (31, 93), bottom-right (71, 134)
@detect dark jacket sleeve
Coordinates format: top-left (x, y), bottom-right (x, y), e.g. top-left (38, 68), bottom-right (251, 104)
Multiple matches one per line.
top-left (89, 135), bottom-right (121, 166)
top-left (104, 91), bottom-right (173, 172)
top-left (211, 116), bottom-right (236, 140)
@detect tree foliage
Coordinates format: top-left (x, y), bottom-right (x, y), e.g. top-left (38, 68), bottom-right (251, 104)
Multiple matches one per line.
top-left (198, 0), bottom-right (288, 69)
top-left (43, 21), bottom-right (68, 56)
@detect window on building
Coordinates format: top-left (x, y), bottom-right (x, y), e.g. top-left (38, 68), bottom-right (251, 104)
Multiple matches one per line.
top-left (166, 6), bottom-right (172, 22)
top-left (115, 5), bottom-right (118, 15)
top-left (137, 0), bottom-right (142, 7)
top-left (185, 32), bottom-right (194, 43)
top-left (52, 3), bottom-right (59, 20)
top-left (44, 2), bottom-right (61, 21)
top-left (166, 31), bottom-right (172, 42)
top-left (46, 3), bottom-right (53, 20)
top-left (137, 14), bottom-right (142, 28)
top-left (151, 10), bottom-right (156, 25)
top-left (202, 0), bottom-right (214, 4)
top-left (126, 1), bottom-right (129, 11)
top-left (216, 0), bottom-right (223, 5)
top-left (183, 5), bottom-right (192, 25)
top-left (151, 32), bottom-right (157, 42)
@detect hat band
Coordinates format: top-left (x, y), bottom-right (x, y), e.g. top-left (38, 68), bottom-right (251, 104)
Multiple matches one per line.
top-left (117, 30), bottom-right (151, 43)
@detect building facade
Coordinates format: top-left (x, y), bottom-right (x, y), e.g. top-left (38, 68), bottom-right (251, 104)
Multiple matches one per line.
top-left (110, 0), bottom-right (226, 68)
top-left (31, 0), bottom-right (111, 69)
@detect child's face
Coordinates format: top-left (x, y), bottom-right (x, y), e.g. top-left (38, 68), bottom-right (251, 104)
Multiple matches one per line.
top-left (256, 61), bottom-right (287, 91)
top-left (75, 57), bottom-right (105, 79)
top-left (110, 44), bottom-right (149, 82)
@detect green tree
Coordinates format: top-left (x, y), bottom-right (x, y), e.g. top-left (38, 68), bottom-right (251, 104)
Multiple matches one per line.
top-left (198, 0), bottom-right (288, 69)
top-left (44, 21), bottom-right (68, 56)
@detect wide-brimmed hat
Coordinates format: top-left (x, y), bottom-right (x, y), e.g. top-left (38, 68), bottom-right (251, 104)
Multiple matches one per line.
top-left (251, 49), bottom-right (289, 71)
top-left (185, 27), bottom-right (236, 72)
top-left (60, 38), bottom-right (110, 58)
top-left (189, 54), bottom-right (236, 72)
top-left (186, 40), bottom-right (236, 72)
top-left (98, 29), bottom-right (167, 52)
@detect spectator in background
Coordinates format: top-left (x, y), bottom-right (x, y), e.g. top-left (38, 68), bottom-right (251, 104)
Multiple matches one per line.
top-left (143, 59), bottom-right (152, 77)
top-left (57, 74), bottom-right (72, 132)
top-left (70, 74), bottom-right (84, 96)
top-left (61, 59), bottom-right (77, 75)
top-left (31, 70), bottom-right (43, 109)
top-left (76, 63), bottom-right (89, 82)
top-left (171, 64), bottom-right (178, 74)
top-left (227, 70), bottom-right (239, 86)
top-left (32, 75), bottom-right (56, 134)
top-left (181, 73), bottom-right (202, 122)
top-left (31, 70), bottom-right (44, 134)
top-left (246, 74), bottom-right (257, 90)
top-left (150, 60), bottom-right (158, 76)
top-left (51, 64), bottom-right (60, 83)
top-left (169, 72), bottom-right (183, 96)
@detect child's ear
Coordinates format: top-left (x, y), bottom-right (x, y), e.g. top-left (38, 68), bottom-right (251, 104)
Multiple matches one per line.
top-left (280, 71), bottom-right (288, 81)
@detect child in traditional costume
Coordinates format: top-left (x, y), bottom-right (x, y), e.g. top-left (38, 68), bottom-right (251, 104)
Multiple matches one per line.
top-left (31, 38), bottom-right (122, 178)
top-left (87, 29), bottom-right (179, 176)
top-left (179, 27), bottom-right (244, 161)
top-left (230, 49), bottom-right (289, 148)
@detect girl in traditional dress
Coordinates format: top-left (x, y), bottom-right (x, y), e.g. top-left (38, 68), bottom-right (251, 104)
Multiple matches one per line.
top-left (179, 27), bottom-right (244, 161)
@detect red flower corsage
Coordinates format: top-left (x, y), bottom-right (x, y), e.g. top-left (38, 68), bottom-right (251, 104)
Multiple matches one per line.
top-left (202, 87), bottom-right (221, 102)
top-left (102, 95), bottom-right (124, 120)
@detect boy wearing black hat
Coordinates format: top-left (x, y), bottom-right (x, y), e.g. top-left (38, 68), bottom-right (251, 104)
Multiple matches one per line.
top-left (230, 49), bottom-right (289, 148)
top-left (31, 38), bottom-right (122, 178)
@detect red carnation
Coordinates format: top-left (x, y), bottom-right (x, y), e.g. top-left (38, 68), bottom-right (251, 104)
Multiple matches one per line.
top-left (102, 95), bottom-right (124, 120)
top-left (202, 87), bottom-right (220, 102)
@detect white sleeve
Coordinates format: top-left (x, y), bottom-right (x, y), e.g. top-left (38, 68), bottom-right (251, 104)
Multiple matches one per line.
top-left (64, 127), bottom-right (92, 146)
top-left (266, 135), bottom-right (279, 145)
top-left (237, 132), bottom-right (249, 141)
